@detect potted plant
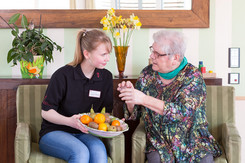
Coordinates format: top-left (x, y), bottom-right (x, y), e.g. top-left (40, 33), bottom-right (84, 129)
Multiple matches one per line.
top-left (0, 13), bottom-right (62, 79)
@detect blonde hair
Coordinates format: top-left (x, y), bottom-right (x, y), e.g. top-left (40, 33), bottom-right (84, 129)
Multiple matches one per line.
top-left (68, 29), bottom-right (112, 67)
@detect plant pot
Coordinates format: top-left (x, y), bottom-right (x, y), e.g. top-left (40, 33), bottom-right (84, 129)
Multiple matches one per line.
top-left (20, 56), bottom-right (44, 79)
top-left (114, 46), bottom-right (129, 78)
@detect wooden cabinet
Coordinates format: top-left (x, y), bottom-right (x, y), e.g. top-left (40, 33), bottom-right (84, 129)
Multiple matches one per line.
top-left (0, 77), bottom-right (222, 163)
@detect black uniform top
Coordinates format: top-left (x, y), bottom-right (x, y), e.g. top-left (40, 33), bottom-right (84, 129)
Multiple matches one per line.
top-left (39, 64), bottom-right (113, 140)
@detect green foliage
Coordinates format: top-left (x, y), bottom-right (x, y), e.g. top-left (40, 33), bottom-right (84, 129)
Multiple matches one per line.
top-left (4, 13), bottom-right (62, 66)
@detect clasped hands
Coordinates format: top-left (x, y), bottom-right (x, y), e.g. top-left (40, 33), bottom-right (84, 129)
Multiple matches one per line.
top-left (117, 81), bottom-right (146, 105)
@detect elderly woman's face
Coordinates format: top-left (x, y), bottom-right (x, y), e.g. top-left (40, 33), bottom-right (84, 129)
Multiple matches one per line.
top-left (150, 42), bottom-right (175, 73)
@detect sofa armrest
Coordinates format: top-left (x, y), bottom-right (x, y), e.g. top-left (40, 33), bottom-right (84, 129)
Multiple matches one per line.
top-left (222, 123), bottom-right (241, 163)
top-left (15, 122), bottom-right (31, 163)
top-left (103, 133), bottom-right (125, 163)
top-left (132, 120), bottom-right (146, 163)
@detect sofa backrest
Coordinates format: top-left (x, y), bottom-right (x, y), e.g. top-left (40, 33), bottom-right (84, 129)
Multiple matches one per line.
top-left (16, 85), bottom-right (235, 144)
top-left (16, 85), bottom-right (48, 143)
top-left (206, 86), bottom-right (235, 143)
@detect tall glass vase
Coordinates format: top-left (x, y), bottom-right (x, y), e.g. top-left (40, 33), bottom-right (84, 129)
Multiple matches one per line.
top-left (114, 46), bottom-right (129, 78)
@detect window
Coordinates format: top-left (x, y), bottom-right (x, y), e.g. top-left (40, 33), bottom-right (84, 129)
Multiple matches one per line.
top-left (0, 0), bottom-right (70, 9)
top-left (94, 0), bottom-right (192, 10)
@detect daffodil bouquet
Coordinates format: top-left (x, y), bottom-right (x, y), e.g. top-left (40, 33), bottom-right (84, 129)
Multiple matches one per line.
top-left (100, 8), bottom-right (142, 47)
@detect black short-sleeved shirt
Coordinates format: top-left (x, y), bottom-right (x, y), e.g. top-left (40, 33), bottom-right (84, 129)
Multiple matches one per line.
top-left (39, 64), bottom-right (113, 139)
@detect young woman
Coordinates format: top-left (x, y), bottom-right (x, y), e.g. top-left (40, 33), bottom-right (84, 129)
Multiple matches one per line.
top-left (39, 29), bottom-right (113, 163)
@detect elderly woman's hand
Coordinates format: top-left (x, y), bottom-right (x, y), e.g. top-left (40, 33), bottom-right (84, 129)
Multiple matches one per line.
top-left (118, 82), bottom-right (146, 105)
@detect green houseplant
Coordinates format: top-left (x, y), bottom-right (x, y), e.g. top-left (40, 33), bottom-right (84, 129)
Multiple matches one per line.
top-left (0, 13), bottom-right (62, 79)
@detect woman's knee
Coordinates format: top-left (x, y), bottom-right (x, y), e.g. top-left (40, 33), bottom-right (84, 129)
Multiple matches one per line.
top-left (146, 151), bottom-right (161, 163)
top-left (86, 138), bottom-right (107, 162)
top-left (69, 145), bottom-right (90, 163)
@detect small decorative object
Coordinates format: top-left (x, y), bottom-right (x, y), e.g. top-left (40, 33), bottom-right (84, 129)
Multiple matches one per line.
top-left (0, 13), bottom-right (62, 79)
top-left (198, 61), bottom-right (203, 71)
top-left (201, 67), bottom-right (206, 73)
top-left (202, 71), bottom-right (216, 78)
top-left (228, 47), bottom-right (240, 68)
top-left (228, 73), bottom-right (240, 84)
top-left (100, 8), bottom-right (142, 78)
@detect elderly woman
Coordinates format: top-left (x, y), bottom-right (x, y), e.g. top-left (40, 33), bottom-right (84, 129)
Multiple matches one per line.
top-left (117, 30), bottom-right (222, 163)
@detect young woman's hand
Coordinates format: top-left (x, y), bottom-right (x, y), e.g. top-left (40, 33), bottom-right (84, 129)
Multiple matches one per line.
top-left (68, 114), bottom-right (88, 133)
top-left (117, 80), bottom-right (134, 91)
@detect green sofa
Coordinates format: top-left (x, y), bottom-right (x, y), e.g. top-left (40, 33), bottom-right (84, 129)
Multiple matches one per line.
top-left (15, 85), bottom-right (125, 163)
top-left (132, 86), bottom-right (241, 163)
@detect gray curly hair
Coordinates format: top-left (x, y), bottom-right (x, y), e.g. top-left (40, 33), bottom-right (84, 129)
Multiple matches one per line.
top-left (153, 30), bottom-right (187, 61)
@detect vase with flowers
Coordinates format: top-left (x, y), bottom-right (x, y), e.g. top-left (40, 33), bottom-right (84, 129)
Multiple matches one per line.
top-left (0, 13), bottom-right (62, 79)
top-left (100, 8), bottom-right (142, 78)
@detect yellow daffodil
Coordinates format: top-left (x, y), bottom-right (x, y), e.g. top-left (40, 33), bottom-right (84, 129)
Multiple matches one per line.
top-left (100, 17), bottom-right (107, 24)
top-left (101, 8), bottom-right (142, 46)
top-left (107, 8), bottom-right (115, 16)
top-left (135, 21), bottom-right (142, 30)
top-left (122, 24), bottom-right (128, 32)
top-left (103, 26), bottom-right (110, 32)
top-left (113, 31), bottom-right (121, 39)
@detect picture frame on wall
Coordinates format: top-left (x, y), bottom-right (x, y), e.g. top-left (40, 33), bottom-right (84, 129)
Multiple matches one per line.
top-left (228, 47), bottom-right (240, 68)
top-left (228, 73), bottom-right (240, 84)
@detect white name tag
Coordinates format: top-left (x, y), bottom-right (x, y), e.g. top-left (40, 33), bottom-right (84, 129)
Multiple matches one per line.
top-left (89, 90), bottom-right (101, 98)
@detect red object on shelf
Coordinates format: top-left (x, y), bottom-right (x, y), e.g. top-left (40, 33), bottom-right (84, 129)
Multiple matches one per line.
top-left (201, 67), bottom-right (206, 73)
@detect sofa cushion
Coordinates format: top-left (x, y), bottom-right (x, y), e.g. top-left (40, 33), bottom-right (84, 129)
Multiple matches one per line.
top-left (17, 85), bottom-right (48, 143)
top-left (206, 86), bottom-right (235, 143)
top-left (29, 143), bottom-right (66, 163)
top-left (29, 143), bottom-right (112, 163)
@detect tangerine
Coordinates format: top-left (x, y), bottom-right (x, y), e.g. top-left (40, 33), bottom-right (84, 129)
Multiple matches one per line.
top-left (111, 120), bottom-right (120, 126)
top-left (94, 113), bottom-right (106, 124)
top-left (80, 115), bottom-right (92, 125)
top-left (98, 123), bottom-right (108, 131)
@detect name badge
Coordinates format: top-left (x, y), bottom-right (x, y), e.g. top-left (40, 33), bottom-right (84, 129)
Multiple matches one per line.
top-left (89, 90), bottom-right (101, 98)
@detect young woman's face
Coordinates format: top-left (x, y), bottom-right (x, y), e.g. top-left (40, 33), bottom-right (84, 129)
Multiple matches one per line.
top-left (87, 43), bottom-right (111, 69)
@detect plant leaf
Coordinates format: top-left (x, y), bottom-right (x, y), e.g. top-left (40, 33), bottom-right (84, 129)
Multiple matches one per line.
top-left (39, 28), bottom-right (43, 34)
top-left (7, 49), bottom-right (14, 63)
top-left (23, 52), bottom-right (33, 62)
top-left (41, 42), bottom-right (48, 51)
top-left (13, 24), bottom-right (19, 34)
top-left (8, 13), bottom-right (20, 24)
top-left (22, 31), bottom-right (27, 39)
top-left (21, 15), bottom-right (28, 28)
top-left (11, 30), bottom-right (18, 37)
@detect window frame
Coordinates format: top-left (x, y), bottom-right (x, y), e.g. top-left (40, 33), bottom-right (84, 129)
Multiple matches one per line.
top-left (0, 0), bottom-right (209, 28)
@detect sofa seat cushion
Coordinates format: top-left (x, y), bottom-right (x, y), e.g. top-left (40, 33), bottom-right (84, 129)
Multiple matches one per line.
top-left (29, 143), bottom-right (112, 163)
top-left (29, 143), bottom-right (66, 163)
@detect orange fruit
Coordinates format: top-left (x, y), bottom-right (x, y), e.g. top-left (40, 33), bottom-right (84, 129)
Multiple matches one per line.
top-left (111, 120), bottom-right (120, 126)
top-left (94, 113), bottom-right (106, 124)
top-left (98, 123), bottom-right (108, 131)
top-left (89, 116), bottom-right (93, 122)
top-left (80, 115), bottom-right (92, 125)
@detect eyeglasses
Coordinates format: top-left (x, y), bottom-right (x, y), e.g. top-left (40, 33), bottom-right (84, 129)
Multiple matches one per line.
top-left (149, 46), bottom-right (170, 58)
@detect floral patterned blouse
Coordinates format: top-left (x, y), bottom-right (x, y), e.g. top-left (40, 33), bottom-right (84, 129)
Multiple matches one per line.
top-left (124, 63), bottom-right (222, 162)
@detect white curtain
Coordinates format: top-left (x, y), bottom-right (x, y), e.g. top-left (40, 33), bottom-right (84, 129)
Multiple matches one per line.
top-left (70, 0), bottom-right (76, 9)
top-left (70, 0), bottom-right (93, 9)
top-left (85, 0), bottom-right (95, 9)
